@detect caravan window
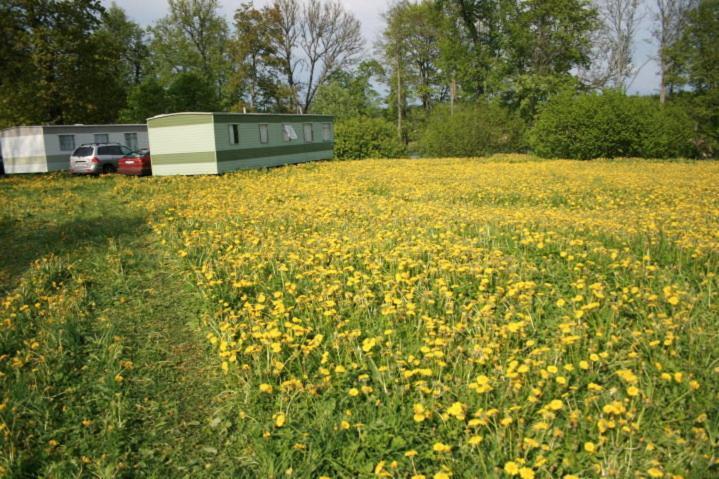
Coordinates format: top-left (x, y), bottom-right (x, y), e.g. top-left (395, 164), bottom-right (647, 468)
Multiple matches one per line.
top-left (259, 124), bottom-right (269, 144)
top-left (94, 133), bottom-right (109, 144)
top-left (124, 133), bottom-right (138, 151)
top-left (322, 124), bottom-right (332, 142)
top-left (303, 124), bottom-right (313, 142)
top-left (59, 135), bottom-right (75, 151)
top-left (282, 124), bottom-right (298, 142)
top-left (228, 124), bottom-right (240, 145)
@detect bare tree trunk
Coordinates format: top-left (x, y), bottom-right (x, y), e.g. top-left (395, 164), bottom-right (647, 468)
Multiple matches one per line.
top-left (659, 66), bottom-right (667, 104)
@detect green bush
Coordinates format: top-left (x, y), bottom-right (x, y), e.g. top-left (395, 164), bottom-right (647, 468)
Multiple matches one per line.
top-left (529, 91), bottom-right (698, 159)
top-left (418, 103), bottom-right (526, 157)
top-left (334, 117), bottom-right (406, 160)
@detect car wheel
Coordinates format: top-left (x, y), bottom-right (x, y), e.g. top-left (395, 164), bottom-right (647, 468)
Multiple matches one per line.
top-left (102, 164), bottom-right (116, 174)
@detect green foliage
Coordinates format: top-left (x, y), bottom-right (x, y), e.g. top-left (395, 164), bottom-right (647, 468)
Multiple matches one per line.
top-left (119, 77), bottom-right (169, 123)
top-left (669, 0), bottom-right (719, 93)
top-left (0, 0), bottom-right (127, 126)
top-left (98, 4), bottom-right (148, 86)
top-left (435, 0), bottom-right (598, 100)
top-left (380, 1), bottom-right (445, 111)
top-left (529, 90), bottom-right (698, 159)
top-left (167, 72), bottom-right (219, 112)
top-left (500, 73), bottom-right (582, 123)
top-left (672, 91), bottom-right (719, 158)
top-left (334, 117), bottom-right (406, 160)
top-left (150, 0), bottom-right (229, 98)
top-left (310, 61), bottom-right (383, 120)
top-left (226, 2), bottom-right (288, 112)
top-left (418, 103), bottom-right (526, 157)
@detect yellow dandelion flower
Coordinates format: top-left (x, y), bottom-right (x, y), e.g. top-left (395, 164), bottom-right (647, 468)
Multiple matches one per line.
top-left (468, 435), bottom-right (483, 445)
top-left (432, 442), bottom-right (452, 453)
top-left (504, 461), bottom-right (520, 476)
top-left (519, 467), bottom-right (535, 479)
top-left (446, 401), bottom-right (466, 420)
top-left (273, 412), bottom-right (286, 428)
top-left (413, 403), bottom-right (429, 422)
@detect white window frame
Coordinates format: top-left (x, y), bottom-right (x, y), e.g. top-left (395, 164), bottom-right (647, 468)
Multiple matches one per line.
top-left (322, 124), bottom-right (332, 142)
top-left (259, 124), bottom-right (269, 144)
top-left (228, 124), bottom-right (240, 145)
top-left (124, 132), bottom-right (138, 151)
top-left (94, 133), bottom-right (109, 144)
top-left (282, 124), bottom-right (298, 142)
top-left (59, 134), bottom-right (75, 151)
top-left (303, 123), bottom-right (314, 143)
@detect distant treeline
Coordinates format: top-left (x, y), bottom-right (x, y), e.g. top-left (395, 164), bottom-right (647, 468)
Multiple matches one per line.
top-left (1, 0), bottom-right (717, 158)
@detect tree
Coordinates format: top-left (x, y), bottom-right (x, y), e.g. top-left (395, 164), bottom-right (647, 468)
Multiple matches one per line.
top-left (504, 0), bottom-right (598, 76)
top-left (167, 71), bottom-right (219, 112)
top-left (267, 0), bottom-right (364, 112)
top-left (150, 0), bottom-right (229, 100)
top-left (653, 1), bottom-right (695, 103)
top-left (436, 0), bottom-right (507, 97)
top-left (499, 0), bottom-right (598, 120)
top-left (310, 60), bottom-right (384, 119)
top-left (228, 2), bottom-right (288, 111)
top-left (119, 77), bottom-right (169, 123)
top-left (379, 1), bottom-right (445, 112)
top-left (670, 0), bottom-right (719, 92)
top-left (0, 0), bottom-right (127, 126)
top-left (590, 0), bottom-right (643, 91)
top-left (98, 3), bottom-right (149, 86)
top-left (668, 0), bottom-right (719, 156)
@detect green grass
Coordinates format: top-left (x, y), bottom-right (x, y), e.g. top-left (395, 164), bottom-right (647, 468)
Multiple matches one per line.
top-left (0, 175), bottom-right (223, 477)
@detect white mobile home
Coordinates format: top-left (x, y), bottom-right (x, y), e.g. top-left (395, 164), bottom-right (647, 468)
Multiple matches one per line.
top-left (0, 124), bottom-right (148, 174)
top-left (147, 112), bottom-right (334, 176)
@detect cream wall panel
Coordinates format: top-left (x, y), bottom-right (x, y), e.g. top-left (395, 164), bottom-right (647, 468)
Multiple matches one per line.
top-left (148, 123), bottom-right (216, 155)
top-left (2, 133), bottom-right (46, 159)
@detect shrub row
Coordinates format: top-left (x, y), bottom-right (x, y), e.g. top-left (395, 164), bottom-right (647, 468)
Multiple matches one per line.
top-left (529, 90), bottom-right (697, 159)
top-left (418, 104), bottom-right (526, 157)
top-left (331, 91), bottom-right (704, 161)
top-left (334, 117), bottom-right (406, 160)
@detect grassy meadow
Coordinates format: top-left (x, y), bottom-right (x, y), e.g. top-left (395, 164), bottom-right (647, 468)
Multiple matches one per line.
top-left (1, 156), bottom-right (718, 478)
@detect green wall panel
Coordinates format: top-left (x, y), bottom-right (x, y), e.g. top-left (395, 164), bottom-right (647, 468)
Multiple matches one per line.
top-left (148, 114), bottom-right (213, 128)
top-left (215, 144), bottom-right (333, 163)
top-left (151, 151), bottom-right (216, 165)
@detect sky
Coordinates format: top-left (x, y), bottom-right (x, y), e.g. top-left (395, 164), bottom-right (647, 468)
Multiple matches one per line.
top-left (102, 0), bottom-right (660, 95)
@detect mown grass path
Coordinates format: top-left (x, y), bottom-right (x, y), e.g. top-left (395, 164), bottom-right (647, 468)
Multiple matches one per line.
top-left (94, 237), bottom-right (223, 478)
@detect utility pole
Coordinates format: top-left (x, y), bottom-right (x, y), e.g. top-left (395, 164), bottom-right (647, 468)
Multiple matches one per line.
top-left (397, 55), bottom-right (403, 143)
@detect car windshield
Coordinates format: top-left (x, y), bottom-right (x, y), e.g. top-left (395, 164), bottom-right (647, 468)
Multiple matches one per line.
top-left (73, 146), bottom-right (94, 157)
top-left (127, 150), bottom-right (148, 158)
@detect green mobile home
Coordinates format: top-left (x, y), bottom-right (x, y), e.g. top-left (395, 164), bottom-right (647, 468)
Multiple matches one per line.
top-left (147, 112), bottom-right (334, 176)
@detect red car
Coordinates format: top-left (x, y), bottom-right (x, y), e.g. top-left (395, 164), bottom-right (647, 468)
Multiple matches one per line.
top-left (118, 149), bottom-right (151, 176)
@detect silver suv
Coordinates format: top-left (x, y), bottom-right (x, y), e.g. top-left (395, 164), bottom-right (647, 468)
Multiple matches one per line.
top-left (69, 143), bottom-right (134, 175)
